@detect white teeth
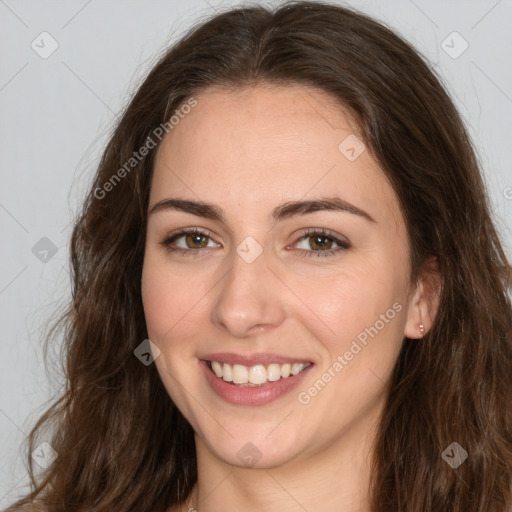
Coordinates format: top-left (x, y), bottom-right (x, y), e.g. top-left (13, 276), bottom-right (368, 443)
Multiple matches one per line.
top-left (291, 363), bottom-right (304, 376)
top-left (232, 364), bottom-right (248, 384)
top-left (248, 365), bottom-right (267, 385)
top-left (211, 361), bottom-right (223, 378)
top-left (208, 360), bottom-right (311, 386)
top-left (222, 363), bottom-right (233, 382)
top-left (280, 363), bottom-right (291, 378)
top-left (267, 363), bottom-right (281, 382)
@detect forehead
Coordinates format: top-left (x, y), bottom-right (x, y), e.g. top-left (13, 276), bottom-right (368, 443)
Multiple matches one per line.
top-left (150, 84), bottom-right (401, 227)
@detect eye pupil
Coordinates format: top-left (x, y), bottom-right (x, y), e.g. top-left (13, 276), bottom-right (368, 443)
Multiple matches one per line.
top-left (311, 235), bottom-right (332, 250)
top-left (186, 233), bottom-right (208, 248)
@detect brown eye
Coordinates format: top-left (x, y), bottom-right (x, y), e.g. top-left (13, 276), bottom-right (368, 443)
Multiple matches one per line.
top-left (183, 232), bottom-right (209, 249)
top-left (307, 234), bottom-right (335, 251)
top-left (160, 228), bottom-right (220, 255)
top-left (293, 229), bottom-right (350, 258)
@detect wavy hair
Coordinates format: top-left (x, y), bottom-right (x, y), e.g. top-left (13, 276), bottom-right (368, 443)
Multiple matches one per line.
top-left (6, 2), bottom-right (512, 511)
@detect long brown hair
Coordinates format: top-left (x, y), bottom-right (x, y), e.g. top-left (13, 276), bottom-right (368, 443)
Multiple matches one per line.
top-left (6, 2), bottom-right (512, 511)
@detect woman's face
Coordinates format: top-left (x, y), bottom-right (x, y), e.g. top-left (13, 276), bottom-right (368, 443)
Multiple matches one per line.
top-left (141, 84), bottom-right (424, 470)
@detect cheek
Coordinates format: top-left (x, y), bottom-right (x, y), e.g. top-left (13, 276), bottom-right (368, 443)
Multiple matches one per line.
top-left (294, 266), bottom-right (407, 418)
top-left (301, 266), bottom-right (404, 334)
top-left (141, 253), bottom-right (201, 338)
top-left (141, 254), bottom-right (192, 342)
top-left (289, 257), bottom-right (409, 378)
top-left (141, 260), bottom-right (169, 338)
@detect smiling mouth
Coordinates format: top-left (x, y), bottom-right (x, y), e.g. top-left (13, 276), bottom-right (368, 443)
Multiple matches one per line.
top-left (206, 360), bottom-right (312, 387)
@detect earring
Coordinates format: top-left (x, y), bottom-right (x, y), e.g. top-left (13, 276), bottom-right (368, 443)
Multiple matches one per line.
top-left (419, 323), bottom-right (425, 335)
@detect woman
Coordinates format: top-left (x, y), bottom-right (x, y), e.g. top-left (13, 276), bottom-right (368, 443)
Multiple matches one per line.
top-left (6, 1), bottom-right (511, 511)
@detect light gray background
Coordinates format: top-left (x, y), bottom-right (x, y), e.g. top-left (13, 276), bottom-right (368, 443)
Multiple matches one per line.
top-left (1, 0), bottom-right (511, 506)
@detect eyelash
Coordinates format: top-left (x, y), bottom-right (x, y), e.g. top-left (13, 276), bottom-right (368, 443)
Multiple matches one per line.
top-left (159, 227), bottom-right (350, 258)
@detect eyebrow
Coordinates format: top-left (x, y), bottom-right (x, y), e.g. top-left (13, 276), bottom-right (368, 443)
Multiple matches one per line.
top-left (148, 197), bottom-right (376, 223)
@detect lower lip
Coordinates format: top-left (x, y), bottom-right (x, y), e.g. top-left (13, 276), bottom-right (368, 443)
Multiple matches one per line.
top-left (200, 360), bottom-right (314, 406)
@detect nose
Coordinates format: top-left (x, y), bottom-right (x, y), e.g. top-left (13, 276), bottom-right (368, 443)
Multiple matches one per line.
top-left (210, 244), bottom-right (286, 338)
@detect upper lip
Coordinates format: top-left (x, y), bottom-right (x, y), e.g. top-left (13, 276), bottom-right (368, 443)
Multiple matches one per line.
top-left (201, 352), bottom-right (313, 367)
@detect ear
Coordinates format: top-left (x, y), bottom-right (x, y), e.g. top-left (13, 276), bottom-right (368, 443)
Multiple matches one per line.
top-left (404, 256), bottom-right (442, 339)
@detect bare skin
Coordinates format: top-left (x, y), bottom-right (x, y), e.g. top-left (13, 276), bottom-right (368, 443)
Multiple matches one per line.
top-left (141, 83), bottom-right (440, 512)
